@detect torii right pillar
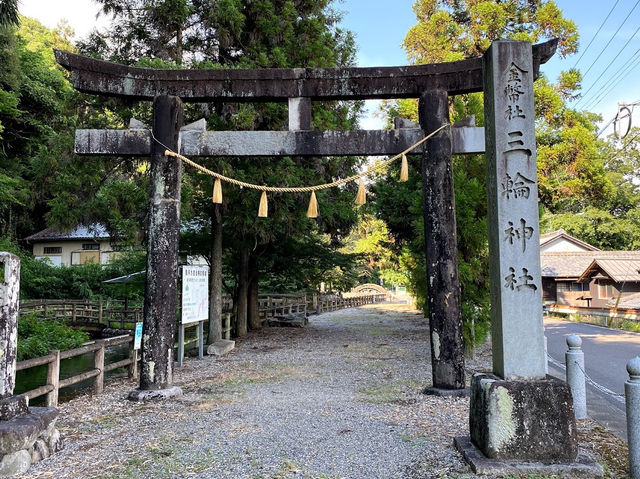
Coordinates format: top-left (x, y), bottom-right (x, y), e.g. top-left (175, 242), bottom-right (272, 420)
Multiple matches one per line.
top-left (462, 40), bottom-right (581, 466)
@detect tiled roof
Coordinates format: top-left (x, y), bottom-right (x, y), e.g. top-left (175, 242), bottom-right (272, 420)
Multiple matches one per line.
top-left (539, 229), bottom-right (600, 251)
top-left (578, 258), bottom-right (640, 283)
top-left (25, 224), bottom-right (109, 242)
top-left (541, 251), bottom-right (640, 278)
top-left (613, 292), bottom-right (640, 309)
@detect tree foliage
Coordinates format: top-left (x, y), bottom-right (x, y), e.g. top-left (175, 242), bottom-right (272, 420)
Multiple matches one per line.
top-left (374, 0), bottom-right (580, 346)
top-left (77, 0), bottom-right (364, 313)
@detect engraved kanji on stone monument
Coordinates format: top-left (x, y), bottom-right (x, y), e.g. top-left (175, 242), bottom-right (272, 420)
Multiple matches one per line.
top-left (484, 41), bottom-right (546, 380)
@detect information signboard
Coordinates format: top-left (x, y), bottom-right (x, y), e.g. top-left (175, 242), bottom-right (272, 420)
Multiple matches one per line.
top-left (181, 265), bottom-right (209, 324)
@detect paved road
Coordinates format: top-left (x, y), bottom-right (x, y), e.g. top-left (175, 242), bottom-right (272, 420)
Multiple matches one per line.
top-left (544, 317), bottom-right (640, 440)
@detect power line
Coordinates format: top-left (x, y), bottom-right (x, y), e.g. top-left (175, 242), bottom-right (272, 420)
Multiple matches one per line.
top-left (579, 0), bottom-right (640, 81)
top-left (583, 52), bottom-right (640, 111)
top-left (596, 131), bottom-right (640, 164)
top-left (572, 0), bottom-right (620, 69)
top-left (576, 26), bottom-right (640, 108)
top-left (582, 48), bottom-right (640, 110)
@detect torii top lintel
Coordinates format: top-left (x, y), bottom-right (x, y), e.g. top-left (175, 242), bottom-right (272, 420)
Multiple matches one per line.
top-left (54, 39), bottom-right (556, 102)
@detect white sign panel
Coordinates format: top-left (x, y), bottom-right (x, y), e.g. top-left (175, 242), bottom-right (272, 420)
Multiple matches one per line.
top-left (181, 265), bottom-right (209, 324)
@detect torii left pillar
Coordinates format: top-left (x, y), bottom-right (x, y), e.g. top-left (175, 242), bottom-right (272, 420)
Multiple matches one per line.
top-left (129, 95), bottom-right (184, 401)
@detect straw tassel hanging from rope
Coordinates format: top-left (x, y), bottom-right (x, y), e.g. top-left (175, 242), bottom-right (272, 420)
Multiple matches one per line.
top-left (355, 178), bottom-right (366, 205)
top-left (212, 178), bottom-right (223, 203)
top-left (399, 154), bottom-right (409, 182)
top-left (307, 191), bottom-right (318, 218)
top-left (258, 190), bottom-right (268, 217)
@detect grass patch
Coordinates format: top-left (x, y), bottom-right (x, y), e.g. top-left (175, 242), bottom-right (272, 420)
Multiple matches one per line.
top-left (340, 343), bottom-right (408, 359)
top-left (357, 379), bottom-right (424, 404)
top-left (579, 425), bottom-right (629, 478)
top-left (101, 437), bottom-right (219, 479)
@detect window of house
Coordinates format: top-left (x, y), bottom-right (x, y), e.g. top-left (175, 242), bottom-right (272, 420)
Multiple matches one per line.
top-left (43, 247), bottom-right (62, 254)
top-left (572, 282), bottom-right (587, 292)
top-left (556, 282), bottom-right (570, 292)
top-left (598, 281), bottom-right (615, 299)
top-left (82, 243), bottom-right (100, 251)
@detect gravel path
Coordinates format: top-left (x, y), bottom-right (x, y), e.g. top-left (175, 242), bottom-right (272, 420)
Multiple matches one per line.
top-left (19, 303), bottom-right (618, 479)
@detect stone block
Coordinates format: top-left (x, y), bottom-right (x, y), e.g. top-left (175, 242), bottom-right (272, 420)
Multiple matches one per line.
top-left (127, 386), bottom-right (183, 402)
top-left (207, 339), bottom-right (235, 357)
top-left (47, 428), bottom-right (62, 454)
top-left (30, 439), bottom-right (49, 463)
top-left (423, 386), bottom-right (469, 397)
top-left (268, 314), bottom-right (308, 328)
top-left (455, 436), bottom-right (602, 477)
top-left (29, 407), bottom-right (59, 434)
top-left (0, 449), bottom-right (31, 477)
top-left (469, 373), bottom-right (578, 462)
top-left (0, 411), bottom-right (44, 455)
top-left (0, 395), bottom-right (28, 421)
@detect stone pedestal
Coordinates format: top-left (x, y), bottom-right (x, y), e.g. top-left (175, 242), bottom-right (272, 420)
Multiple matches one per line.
top-left (469, 373), bottom-right (577, 462)
top-left (0, 406), bottom-right (63, 477)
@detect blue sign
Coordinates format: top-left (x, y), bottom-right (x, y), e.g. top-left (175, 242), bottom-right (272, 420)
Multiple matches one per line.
top-left (134, 322), bottom-right (143, 350)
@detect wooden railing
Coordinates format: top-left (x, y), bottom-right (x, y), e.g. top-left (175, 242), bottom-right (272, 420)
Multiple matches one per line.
top-left (16, 334), bottom-right (137, 407)
top-left (20, 299), bottom-right (143, 330)
top-left (313, 293), bottom-right (388, 313)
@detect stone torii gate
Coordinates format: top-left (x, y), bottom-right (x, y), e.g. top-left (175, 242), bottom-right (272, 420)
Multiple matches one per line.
top-left (54, 42), bottom-right (584, 468)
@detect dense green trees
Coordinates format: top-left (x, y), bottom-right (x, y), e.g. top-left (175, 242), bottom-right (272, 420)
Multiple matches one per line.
top-left (75, 0), bottom-right (364, 335)
top-left (371, 0), bottom-right (637, 345)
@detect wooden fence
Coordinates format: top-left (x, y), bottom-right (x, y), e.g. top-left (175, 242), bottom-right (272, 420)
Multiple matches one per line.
top-left (16, 292), bottom-right (387, 406)
top-left (20, 299), bottom-right (142, 330)
top-left (19, 293), bottom-right (388, 331)
top-left (16, 334), bottom-right (137, 407)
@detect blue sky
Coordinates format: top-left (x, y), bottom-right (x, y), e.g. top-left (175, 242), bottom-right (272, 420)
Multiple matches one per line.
top-left (18, 0), bottom-right (640, 134)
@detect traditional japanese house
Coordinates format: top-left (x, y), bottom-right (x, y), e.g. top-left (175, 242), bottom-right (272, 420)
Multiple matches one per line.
top-left (25, 224), bottom-right (116, 267)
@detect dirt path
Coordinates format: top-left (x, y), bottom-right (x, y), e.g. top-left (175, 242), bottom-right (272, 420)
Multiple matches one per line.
top-left (20, 303), bottom-right (624, 479)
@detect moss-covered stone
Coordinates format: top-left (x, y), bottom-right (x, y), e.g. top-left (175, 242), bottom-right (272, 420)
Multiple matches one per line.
top-left (469, 373), bottom-right (578, 462)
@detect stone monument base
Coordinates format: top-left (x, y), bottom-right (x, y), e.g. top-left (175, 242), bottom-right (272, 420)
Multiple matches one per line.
top-left (469, 373), bottom-right (577, 462)
top-left (0, 406), bottom-right (63, 477)
top-left (127, 386), bottom-right (183, 402)
top-left (454, 436), bottom-right (603, 477)
top-left (422, 386), bottom-right (469, 397)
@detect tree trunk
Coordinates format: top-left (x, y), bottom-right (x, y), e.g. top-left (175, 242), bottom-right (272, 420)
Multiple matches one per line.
top-left (235, 247), bottom-right (249, 337)
top-left (207, 203), bottom-right (223, 344)
top-left (248, 253), bottom-right (261, 330)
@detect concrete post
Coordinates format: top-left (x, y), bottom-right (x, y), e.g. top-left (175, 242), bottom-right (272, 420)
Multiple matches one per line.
top-left (565, 334), bottom-right (586, 419)
top-left (626, 357), bottom-right (640, 479)
top-left (0, 253), bottom-right (19, 399)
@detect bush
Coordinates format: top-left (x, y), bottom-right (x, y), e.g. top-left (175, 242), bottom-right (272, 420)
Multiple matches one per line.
top-left (17, 312), bottom-right (90, 361)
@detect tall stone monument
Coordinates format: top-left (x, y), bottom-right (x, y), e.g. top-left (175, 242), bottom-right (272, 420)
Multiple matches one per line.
top-left (456, 40), bottom-right (586, 471)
